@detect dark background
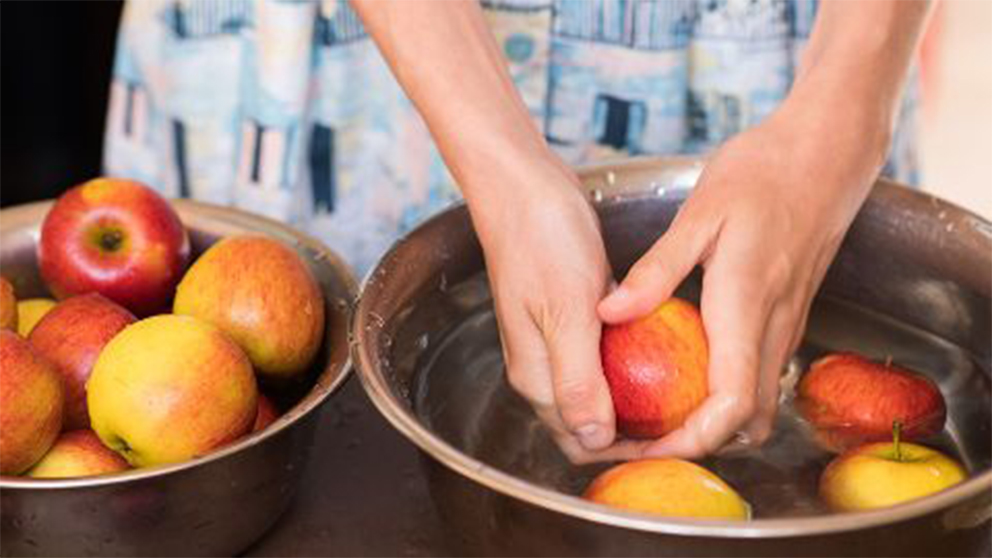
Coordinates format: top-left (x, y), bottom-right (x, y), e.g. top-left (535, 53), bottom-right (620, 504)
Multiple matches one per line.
top-left (1, 1), bottom-right (123, 207)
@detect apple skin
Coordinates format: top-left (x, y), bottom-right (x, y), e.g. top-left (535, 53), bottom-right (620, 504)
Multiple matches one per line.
top-left (26, 429), bottom-right (130, 479)
top-left (16, 298), bottom-right (57, 337)
top-left (796, 353), bottom-right (946, 452)
top-left (174, 235), bottom-right (325, 380)
top-left (600, 298), bottom-right (708, 438)
top-left (0, 330), bottom-right (64, 475)
top-left (1, 277), bottom-right (18, 331)
top-left (820, 441), bottom-right (966, 512)
top-left (253, 394), bottom-right (280, 432)
top-left (37, 177), bottom-right (190, 317)
top-left (87, 315), bottom-right (257, 467)
top-left (585, 458), bottom-right (750, 520)
top-left (28, 294), bottom-right (136, 430)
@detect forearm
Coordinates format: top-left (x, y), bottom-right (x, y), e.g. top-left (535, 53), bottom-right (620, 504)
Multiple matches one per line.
top-left (350, 0), bottom-right (565, 220)
top-left (785, 1), bottom-right (933, 174)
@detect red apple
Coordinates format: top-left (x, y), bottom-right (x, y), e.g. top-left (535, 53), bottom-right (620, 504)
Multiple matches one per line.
top-left (0, 330), bottom-right (64, 474)
top-left (796, 353), bottom-right (946, 453)
top-left (28, 294), bottom-right (135, 430)
top-left (600, 298), bottom-right (708, 439)
top-left (1, 277), bottom-right (17, 331)
top-left (38, 177), bottom-right (190, 316)
top-left (26, 429), bottom-right (130, 479)
top-left (253, 394), bottom-right (280, 432)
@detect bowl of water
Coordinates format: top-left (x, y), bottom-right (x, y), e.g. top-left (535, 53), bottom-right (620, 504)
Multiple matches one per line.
top-left (353, 156), bottom-right (992, 556)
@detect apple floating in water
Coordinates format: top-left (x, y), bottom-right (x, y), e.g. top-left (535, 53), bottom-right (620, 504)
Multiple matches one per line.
top-left (585, 458), bottom-right (750, 520)
top-left (819, 422), bottom-right (966, 512)
top-left (600, 298), bottom-right (708, 439)
top-left (796, 353), bottom-right (946, 452)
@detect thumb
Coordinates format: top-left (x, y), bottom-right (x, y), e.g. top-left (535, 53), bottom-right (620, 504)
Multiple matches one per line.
top-left (544, 307), bottom-right (615, 452)
top-left (598, 213), bottom-right (713, 324)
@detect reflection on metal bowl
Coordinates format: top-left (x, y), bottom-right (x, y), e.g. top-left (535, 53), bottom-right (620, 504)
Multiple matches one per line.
top-left (0, 200), bottom-right (356, 557)
top-left (354, 156), bottom-right (992, 557)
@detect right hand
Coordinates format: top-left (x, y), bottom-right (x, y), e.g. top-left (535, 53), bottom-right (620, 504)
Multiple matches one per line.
top-left (470, 159), bottom-right (647, 464)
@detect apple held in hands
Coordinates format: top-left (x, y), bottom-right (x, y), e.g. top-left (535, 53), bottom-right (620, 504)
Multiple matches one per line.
top-left (87, 315), bottom-right (258, 467)
top-left (38, 177), bottom-right (190, 317)
top-left (27, 429), bottom-right (130, 479)
top-left (1, 277), bottom-right (18, 331)
top-left (600, 298), bottom-right (708, 439)
top-left (585, 458), bottom-right (750, 520)
top-left (174, 235), bottom-right (325, 380)
top-left (797, 353), bottom-right (946, 453)
top-left (0, 330), bottom-right (64, 475)
top-left (16, 298), bottom-right (57, 337)
top-left (29, 294), bottom-right (136, 430)
top-left (820, 424), bottom-right (966, 512)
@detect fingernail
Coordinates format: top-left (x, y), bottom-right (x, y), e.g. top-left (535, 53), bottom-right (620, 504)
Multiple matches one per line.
top-left (576, 424), bottom-right (611, 451)
top-left (603, 286), bottom-right (630, 308)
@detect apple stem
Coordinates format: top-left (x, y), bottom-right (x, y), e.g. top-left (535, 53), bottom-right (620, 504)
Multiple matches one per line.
top-left (893, 420), bottom-right (903, 461)
top-left (885, 355), bottom-right (893, 367)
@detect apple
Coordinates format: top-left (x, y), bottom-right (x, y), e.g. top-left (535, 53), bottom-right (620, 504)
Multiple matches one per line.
top-left (819, 424), bottom-right (966, 512)
top-left (797, 353), bottom-right (946, 452)
top-left (87, 314), bottom-right (257, 467)
top-left (585, 458), bottom-right (750, 520)
top-left (16, 298), bottom-right (57, 337)
top-left (600, 298), bottom-right (708, 438)
top-left (0, 330), bottom-right (64, 474)
top-left (253, 394), bottom-right (280, 432)
top-left (1, 277), bottom-right (17, 331)
top-left (174, 235), bottom-right (325, 380)
top-left (37, 177), bottom-right (190, 316)
top-left (26, 429), bottom-right (130, 479)
top-left (28, 294), bottom-right (136, 430)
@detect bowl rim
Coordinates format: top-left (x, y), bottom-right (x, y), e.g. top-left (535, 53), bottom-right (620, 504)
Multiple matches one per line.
top-left (352, 156), bottom-right (992, 539)
top-left (0, 198), bottom-right (357, 489)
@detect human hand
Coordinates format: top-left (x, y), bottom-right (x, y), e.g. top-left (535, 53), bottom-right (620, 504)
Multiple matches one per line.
top-left (598, 100), bottom-right (889, 458)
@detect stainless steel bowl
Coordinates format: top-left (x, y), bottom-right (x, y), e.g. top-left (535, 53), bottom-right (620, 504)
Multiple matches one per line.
top-left (0, 200), bottom-right (356, 556)
top-left (354, 156), bottom-right (992, 556)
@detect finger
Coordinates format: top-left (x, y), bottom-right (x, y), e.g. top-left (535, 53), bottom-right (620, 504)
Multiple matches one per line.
top-left (738, 302), bottom-right (797, 447)
top-left (598, 209), bottom-right (717, 324)
top-left (645, 255), bottom-right (769, 458)
top-left (544, 305), bottom-right (616, 452)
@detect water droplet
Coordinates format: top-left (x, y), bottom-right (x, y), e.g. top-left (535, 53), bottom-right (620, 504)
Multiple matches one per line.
top-left (590, 189), bottom-right (604, 203)
top-left (654, 184), bottom-right (667, 197)
top-left (945, 223), bottom-right (955, 232)
top-left (438, 273), bottom-right (448, 292)
top-left (416, 333), bottom-right (430, 350)
top-left (938, 210), bottom-right (948, 220)
top-left (605, 171), bottom-right (616, 186)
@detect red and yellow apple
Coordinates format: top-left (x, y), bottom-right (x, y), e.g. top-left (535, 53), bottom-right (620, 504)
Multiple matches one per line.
top-left (0, 330), bottom-right (64, 474)
top-left (600, 298), bottom-right (708, 438)
top-left (797, 353), bottom-right (946, 452)
top-left (174, 235), bottom-right (325, 380)
top-left (16, 298), bottom-right (57, 337)
top-left (1, 277), bottom-right (17, 331)
top-left (253, 394), bottom-right (280, 432)
top-left (26, 429), bottom-right (130, 479)
top-left (37, 177), bottom-right (190, 316)
top-left (29, 294), bottom-right (135, 430)
top-left (87, 315), bottom-right (258, 467)
top-left (820, 431), bottom-right (966, 512)
top-left (585, 458), bottom-right (750, 520)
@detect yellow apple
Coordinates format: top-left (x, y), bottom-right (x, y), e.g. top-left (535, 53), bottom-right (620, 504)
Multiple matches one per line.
top-left (173, 235), bottom-right (325, 380)
top-left (16, 298), bottom-right (57, 337)
top-left (584, 458), bottom-right (750, 520)
top-left (820, 438), bottom-right (966, 512)
top-left (87, 315), bottom-right (258, 467)
top-left (0, 330), bottom-right (64, 474)
top-left (27, 429), bottom-right (130, 479)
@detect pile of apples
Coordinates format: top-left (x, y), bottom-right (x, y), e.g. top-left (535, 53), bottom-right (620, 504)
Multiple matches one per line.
top-left (584, 299), bottom-right (965, 519)
top-left (0, 178), bottom-right (325, 479)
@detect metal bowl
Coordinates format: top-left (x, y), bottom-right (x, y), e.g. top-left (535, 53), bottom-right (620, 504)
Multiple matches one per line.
top-left (0, 200), bottom-right (356, 556)
top-left (354, 156), bottom-right (992, 556)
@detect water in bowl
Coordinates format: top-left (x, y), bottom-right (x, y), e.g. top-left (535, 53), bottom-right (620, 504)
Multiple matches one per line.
top-left (411, 280), bottom-right (991, 519)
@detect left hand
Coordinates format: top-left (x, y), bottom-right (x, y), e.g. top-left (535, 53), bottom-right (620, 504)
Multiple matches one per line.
top-left (598, 96), bottom-right (890, 458)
